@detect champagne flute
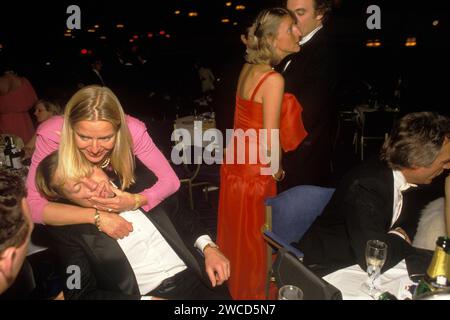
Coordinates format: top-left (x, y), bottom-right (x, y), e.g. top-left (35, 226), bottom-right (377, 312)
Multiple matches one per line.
top-left (362, 240), bottom-right (387, 297)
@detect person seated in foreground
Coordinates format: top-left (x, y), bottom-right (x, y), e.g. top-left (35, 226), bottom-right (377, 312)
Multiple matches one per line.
top-left (0, 169), bottom-right (33, 296)
top-left (293, 112), bottom-right (450, 275)
top-left (35, 152), bottom-right (231, 300)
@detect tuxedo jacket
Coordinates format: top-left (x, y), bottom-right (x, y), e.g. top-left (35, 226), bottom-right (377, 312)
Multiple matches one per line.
top-left (47, 161), bottom-right (212, 300)
top-left (277, 28), bottom-right (340, 188)
top-left (295, 160), bottom-right (438, 274)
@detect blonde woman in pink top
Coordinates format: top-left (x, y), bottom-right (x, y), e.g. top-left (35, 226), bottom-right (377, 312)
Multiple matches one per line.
top-left (26, 85), bottom-right (180, 239)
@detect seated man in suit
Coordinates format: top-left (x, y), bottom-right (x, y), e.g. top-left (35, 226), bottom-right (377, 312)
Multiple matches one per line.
top-left (35, 152), bottom-right (231, 300)
top-left (0, 169), bottom-right (34, 295)
top-left (294, 112), bottom-right (450, 275)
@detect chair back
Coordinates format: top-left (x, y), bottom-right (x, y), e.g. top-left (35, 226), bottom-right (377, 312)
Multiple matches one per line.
top-left (265, 185), bottom-right (335, 245)
top-left (273, 248), bottom-right (342, 300)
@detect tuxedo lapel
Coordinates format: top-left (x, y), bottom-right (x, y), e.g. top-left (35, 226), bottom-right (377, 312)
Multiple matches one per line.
top-left (81, 232), bottom-right (140, 295)
top-left (379, 165), bottom-right (395, 228)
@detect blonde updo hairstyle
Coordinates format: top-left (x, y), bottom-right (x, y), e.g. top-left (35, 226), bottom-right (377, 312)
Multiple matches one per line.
top-left (244, 7), bottom-right (296, 65)
top-left (56, 85), bottom-right (135, 190)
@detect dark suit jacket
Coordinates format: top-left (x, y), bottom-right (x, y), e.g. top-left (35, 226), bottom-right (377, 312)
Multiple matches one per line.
top-left (295, 160), bottom-right (435, 275)
top-left (277, 27), bottom-right (340, 188)
top-left (47, 161), bottom-right (212, 300)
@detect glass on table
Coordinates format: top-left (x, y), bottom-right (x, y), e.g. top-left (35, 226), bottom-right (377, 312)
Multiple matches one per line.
top-left (278, 285), bottom-right (303, 300)
top-left (361, 239), bottom-right (388, 297)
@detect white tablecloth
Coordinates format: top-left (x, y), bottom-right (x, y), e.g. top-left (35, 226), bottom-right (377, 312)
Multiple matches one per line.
top-left (323, 260), bottom-right (414, 300)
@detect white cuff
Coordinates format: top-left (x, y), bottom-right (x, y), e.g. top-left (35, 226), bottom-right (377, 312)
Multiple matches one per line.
top-left (388, 230), bottom-right (406, 240)
top-left (141, 296), bottom-right (153, 300)
top-left (195, 235), bottom-right (214, 252)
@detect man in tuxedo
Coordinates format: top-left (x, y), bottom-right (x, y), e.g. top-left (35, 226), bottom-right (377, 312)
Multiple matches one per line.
top-left (0, 170), bottom-right (33, 295)
top-left (279, 0), bottom-right (339, 189)
top-left (294, 112), bottom-right (450, 275)
top-left (78, 58), bottom-right (106, 88)
top-left (35, 152), bottom-right (231, 300)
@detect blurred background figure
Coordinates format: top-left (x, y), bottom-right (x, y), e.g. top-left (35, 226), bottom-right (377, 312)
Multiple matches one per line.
top-left (0, 169), bottom-right (33, 296)
top-left (196, 62), bottom-right (216, 96)
top-left (77, 57), bottom-right (106, 88)
top-left (0, 57), bottom-right (38, 143)
top-left (23, 99), bottom-right (62, 160)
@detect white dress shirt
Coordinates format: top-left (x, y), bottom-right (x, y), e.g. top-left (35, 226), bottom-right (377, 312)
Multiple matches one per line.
top-left (388, 170), bottom-right (417, 239)
top-left (116, 209), bottom-right (214, 297)
top-left (299, 24), bottom-right (323, 46)
top-left (282, 25), bottom-right (323, 73)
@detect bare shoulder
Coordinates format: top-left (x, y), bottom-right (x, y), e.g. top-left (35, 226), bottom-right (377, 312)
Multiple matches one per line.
top-left (261, 72), bottom-right (284, 94)
top-left (265, 71), bottom-right (284, 86)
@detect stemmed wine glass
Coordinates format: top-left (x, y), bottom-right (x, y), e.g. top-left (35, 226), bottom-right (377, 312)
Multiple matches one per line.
top-left (361, 240), bottom-right (388, 297)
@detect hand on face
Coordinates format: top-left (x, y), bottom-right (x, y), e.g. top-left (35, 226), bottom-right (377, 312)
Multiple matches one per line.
top-left (60, 168), bottom-right (114, 208)
top-left (90, 188), bottom-right (136, 213)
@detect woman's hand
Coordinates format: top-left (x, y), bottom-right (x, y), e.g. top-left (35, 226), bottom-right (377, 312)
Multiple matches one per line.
top-left (99, 211), bottom-right (133, 239)
top-left (272, 168), bottom-right (286, 182)
top-left (90, 188), bottom-right (137, 213)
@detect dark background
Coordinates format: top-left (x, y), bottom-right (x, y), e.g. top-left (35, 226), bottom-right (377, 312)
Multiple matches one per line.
top-left (1, 0), bottom-right (449, 119)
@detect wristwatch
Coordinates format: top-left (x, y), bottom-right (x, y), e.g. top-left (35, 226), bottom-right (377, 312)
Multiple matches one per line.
top-left (204, 243), bottom-right (219, 252)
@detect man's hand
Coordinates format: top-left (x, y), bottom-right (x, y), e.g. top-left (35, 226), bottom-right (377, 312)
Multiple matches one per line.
top-left (203, 245), bottom-right (230, 287)
top-left (99, 211), bottom-right (133, 239)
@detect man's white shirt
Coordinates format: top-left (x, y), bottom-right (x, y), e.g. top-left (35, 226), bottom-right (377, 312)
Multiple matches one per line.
top-left (116, 209), bottom-right (214, 296)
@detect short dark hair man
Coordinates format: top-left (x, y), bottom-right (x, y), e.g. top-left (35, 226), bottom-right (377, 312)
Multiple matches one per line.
top-left (36, 153), bottom-right (231, 300)
top-left (294, 112), bottom-right (450, 274)
top-left (0, 170), bottom-right (33, 295)
top-left (279, 0), bottom-right (339, 189)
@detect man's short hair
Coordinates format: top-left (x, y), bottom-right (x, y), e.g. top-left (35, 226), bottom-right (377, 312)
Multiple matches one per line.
top-left (0, 170), bottom-right (29, 254)
top-left (35, 151), bottom-right (63, 201)
top-left (283, 0), bottom-right (333, 22)
top-left (380, 112), bottom-right (450, 170)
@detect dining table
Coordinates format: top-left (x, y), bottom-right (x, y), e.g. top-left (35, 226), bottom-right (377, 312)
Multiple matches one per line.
top-left (323, 260), bottom-right (416, 300)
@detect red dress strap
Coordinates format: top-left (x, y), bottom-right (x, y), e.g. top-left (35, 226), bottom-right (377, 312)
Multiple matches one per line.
top-left (250, 71), bottom-right (277, 102)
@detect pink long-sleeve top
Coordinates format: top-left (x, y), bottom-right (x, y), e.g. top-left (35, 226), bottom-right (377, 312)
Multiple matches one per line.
top-left (26, 115), bottom-right (180, 223)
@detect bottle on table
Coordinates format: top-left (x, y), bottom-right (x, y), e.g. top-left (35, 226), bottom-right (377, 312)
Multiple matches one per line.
top-left (375, 291), bottom-right (398, 300)
top-left (5, 136), bottom-right (23, 170)
top-left (414, 236), bottom-right (450, 298)
top-left (3, 136), bottom-right (13, 168)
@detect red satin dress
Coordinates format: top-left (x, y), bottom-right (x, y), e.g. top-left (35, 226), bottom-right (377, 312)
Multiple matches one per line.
top-left (217, 72), bottom-right (307, 300)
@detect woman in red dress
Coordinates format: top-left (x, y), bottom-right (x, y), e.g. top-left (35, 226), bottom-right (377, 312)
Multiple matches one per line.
top-left (217, 7), bottom-right (308, 299)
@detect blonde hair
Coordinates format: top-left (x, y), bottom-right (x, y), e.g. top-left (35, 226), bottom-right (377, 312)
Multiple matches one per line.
top-left (35, 99), bottom-right (62, 117)
top-left (35, 152), bottom-right (61, 200)
top-left (57, 85), bottom-right (135, 190)
top-left (244, 7), bottom-right (296, 65)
